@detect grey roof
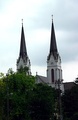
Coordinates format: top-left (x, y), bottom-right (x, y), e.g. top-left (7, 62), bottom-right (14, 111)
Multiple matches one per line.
top-left (36, 75), bottom-right (76, 91)
top-left (63, 82), bottom-right (75, 91)
top-left (20, 23), bottom-right (27, 58)
top-left (36, 75), bottom-right (48, 83)
top-left (48, 19), bottom-right (59, 60)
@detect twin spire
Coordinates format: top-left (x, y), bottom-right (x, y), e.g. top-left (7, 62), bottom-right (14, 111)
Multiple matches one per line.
top-left (17, 17), bottom-right (62, 88)
top-left (19, 17), bottom-right (58, 62)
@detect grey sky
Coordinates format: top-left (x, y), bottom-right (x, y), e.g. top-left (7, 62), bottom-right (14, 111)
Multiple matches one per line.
top-left (0, 0), bottom-right (78, 81)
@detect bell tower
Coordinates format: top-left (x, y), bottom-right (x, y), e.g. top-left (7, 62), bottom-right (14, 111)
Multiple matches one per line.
top-left (47, 18), bottom-right (62, 88)
top-left (17, 21), bottom-right (31, 75)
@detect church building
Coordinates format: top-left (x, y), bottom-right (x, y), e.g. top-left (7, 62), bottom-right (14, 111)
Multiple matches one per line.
top-left (16, 19), bottom-right (75, 92)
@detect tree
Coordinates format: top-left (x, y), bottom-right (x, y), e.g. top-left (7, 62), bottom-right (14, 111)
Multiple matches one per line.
top-left (0, 69), bottom-right (57, 120)
top-left (0, 71), bottom-right (35, 120)
top-left (30, 83), bottom-right (56, 120)
top-left (17, 66), bottom-right (29, 75)
top-left (75, 77), bottom-right (78, 84)
top-left (0, 77), bottom-right (6, 120)
top-left (62, 84), bottom-right (78, 120)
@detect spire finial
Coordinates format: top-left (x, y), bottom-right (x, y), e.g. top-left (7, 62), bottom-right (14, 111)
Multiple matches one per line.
top-left (22, 19), bottom-right (23, 25)
top-left (52, 15), bottom-right (53, 21)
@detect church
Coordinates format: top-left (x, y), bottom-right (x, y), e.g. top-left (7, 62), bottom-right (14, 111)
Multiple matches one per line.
top-left (16, 18), bottom-right (75, 92)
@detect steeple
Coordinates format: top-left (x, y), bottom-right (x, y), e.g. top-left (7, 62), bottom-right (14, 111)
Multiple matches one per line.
top-left (47, 17), bottom-right (62, 88)
top-left (19, 21), bottom-right (27, 59)
top-left (50, 18), bottom-right (58, 54)
top-left (17, 20), bottom-right (31, 75)
top-left (48, 17), bottom-right (58, 60)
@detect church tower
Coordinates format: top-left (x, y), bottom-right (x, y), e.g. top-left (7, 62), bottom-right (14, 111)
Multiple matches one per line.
top-left (17, 21), bottom-right (31, 75)
top-left (47, 18), bottom-right (62, 88)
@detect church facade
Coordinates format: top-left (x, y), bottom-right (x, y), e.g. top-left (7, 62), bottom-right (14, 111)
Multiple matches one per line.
top-left (16, 19), bottom-right (75, 92)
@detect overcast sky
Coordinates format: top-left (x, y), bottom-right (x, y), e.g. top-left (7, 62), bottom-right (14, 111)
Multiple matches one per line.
top-left (0, 0), bottom-right (78, 82)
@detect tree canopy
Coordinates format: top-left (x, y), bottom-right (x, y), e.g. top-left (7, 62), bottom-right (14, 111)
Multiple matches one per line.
top-left (30, 83), bottom-right (56, 120)
top-left (62, 84), bottom-right (78, 120)
top-left (0, 70), bottom-right (35, 120)
top-left (0, 69), bottom-right (56, 120)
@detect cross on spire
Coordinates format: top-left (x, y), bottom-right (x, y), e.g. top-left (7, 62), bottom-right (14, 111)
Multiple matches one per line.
top-left (22, 19), bottom-right (23, 25)
top-left (52, 15), bottom-right (53, 21)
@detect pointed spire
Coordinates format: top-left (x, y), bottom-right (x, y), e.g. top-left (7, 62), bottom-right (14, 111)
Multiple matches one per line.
top-left (50, 16), bottom-right (58, 55)
top-left (19, 20), bottom-right (27, 59)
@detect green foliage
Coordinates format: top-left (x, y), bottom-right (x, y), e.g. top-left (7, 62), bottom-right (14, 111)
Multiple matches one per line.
top-left (62, 84), bottom-right (78, 120)
top-left (0, 71), bottom-right (57, 120)
top-left (0, 72), bottom-right (4, 78)
top-left (0, 72), bottom-right (35, 120)
top-left (18, 66), bottom-right (29, 74)
top-left (0, 78), bottom-right (6, 119)
top-left (7, 68), bottom-right (14, 75)
top-left (71, 112), bottom-right (78, 120)
top-left (75, 77), bottom-right (78, 84)
top-left (30, 83), bottom-right (56, 120)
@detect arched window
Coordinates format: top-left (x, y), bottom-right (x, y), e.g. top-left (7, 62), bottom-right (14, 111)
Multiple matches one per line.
top-left (51, 69), bottom-right (54, 83)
